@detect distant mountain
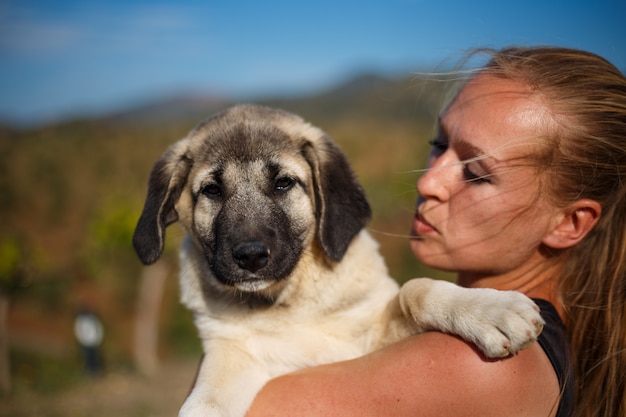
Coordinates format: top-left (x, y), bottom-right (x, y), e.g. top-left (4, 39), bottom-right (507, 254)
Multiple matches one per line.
top-left (95, 71), bottom-right (447, 129)
top-left (257, 71), bottom-right (447, 128)
top-left (0, 71), bottom-right (450, 133)
top-left (104, 95), bottom-right (234, 126)
top-left (323, 72), bottom-right (393, 96)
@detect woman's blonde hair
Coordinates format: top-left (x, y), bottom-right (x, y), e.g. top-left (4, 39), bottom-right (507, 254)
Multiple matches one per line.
top-left (481, 46), bottom-right (626, 417)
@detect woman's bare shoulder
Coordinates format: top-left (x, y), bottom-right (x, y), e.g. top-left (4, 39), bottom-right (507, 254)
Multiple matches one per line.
top-left (246, 332), bottom-right (560, 417)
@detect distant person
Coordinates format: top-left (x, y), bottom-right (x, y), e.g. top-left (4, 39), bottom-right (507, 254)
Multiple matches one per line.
top-left (245, 46), bottom-right (626, 416)
top-left (74, 306), bottom-right (104, 375)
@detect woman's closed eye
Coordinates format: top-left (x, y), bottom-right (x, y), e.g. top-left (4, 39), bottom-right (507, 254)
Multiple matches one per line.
top-left (462, 161), bottom-right (492, 184)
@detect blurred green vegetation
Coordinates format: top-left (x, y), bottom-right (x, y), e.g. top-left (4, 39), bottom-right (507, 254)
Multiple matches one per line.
top-left (10, 350), bottom-right (84, 396)
top-left (0, 73), bottom-right (458, 405)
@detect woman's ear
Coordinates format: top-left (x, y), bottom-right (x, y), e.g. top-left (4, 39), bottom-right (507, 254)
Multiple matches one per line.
top-left (542, 199), bottom-right (602, 249)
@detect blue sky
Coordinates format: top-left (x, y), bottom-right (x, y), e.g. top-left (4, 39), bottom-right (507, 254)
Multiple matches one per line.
top-left (1, 0), bottom-right (625, 126)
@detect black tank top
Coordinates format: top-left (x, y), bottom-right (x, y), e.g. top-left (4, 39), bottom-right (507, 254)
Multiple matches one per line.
top-left (533, 299), bottom-right (574, 417)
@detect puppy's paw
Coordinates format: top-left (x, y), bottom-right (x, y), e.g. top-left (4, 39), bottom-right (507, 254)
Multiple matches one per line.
top-left (400, 279), bottom-right (545, 358)
top-left (455, 289), bottom-right (545, 358)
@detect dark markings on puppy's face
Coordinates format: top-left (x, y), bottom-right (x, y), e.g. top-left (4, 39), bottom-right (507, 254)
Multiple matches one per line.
top-left (186, 123), bottom-right (315, 291)
top-left (133, 104), bottom-right (371, 296)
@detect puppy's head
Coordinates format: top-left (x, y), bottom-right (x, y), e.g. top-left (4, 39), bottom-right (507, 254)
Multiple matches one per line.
top-left (133, 104), bottom-right (371, 293)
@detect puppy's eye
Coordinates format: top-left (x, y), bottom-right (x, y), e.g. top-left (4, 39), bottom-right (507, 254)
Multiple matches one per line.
top-left (201, 184), bottom-right (222, 199)
top-left (274, 177), bottom-right (294, 192)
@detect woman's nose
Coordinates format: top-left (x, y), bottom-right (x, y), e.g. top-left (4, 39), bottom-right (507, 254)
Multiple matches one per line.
top-left (416, 152), bottom-right (454, 202)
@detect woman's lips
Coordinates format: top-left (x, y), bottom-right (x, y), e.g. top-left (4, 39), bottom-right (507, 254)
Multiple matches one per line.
top-left (414, 212), bottom-right (436, 235)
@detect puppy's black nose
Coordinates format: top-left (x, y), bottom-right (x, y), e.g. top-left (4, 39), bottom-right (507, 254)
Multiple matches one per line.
top-left (232, 240), bottom-right (270, 272)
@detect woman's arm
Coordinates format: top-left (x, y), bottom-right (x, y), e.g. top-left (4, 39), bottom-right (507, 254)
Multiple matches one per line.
top-left (246, 332), bottom-right (560, 417)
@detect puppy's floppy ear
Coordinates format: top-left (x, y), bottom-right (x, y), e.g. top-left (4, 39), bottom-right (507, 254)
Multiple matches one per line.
top-left (133, 140), bottom-right (192, 265)
top-left (303, 136), bottom-right (371, 261)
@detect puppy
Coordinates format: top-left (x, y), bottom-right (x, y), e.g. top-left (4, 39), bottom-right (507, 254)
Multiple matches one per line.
top-left (133, 104), bottom-right (543, 417)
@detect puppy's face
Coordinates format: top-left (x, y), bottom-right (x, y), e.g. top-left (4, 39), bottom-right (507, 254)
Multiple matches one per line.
top-left (133, 105), bottom-right (371, 296)
top-left (181, 123), bottom-right (316, 292)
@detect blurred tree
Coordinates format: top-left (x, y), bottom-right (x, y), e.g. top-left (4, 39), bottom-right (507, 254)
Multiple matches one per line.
top-left (134, 262), bottom-right (168, 376)
top-left (87, 197), bottom-right (173, 375)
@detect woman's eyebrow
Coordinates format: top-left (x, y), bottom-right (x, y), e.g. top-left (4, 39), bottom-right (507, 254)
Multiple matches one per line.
top-left (456, 138), bottom-right (484, 157)
top-left (455, 138), bottom-right (500, 165)
top-left (438, 116), bottom-right (496, 163)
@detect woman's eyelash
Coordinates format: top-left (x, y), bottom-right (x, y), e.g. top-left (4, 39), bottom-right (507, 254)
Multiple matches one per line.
top-left (462, 163), bottom-right (491, 184)
top-left (428, 139), bottom-right (448, 151)
top-left (428, 138), bottom-right (492, 184)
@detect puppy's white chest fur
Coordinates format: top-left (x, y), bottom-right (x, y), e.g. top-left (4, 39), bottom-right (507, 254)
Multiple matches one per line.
top-left (181, 231), bottom-right (398, 375)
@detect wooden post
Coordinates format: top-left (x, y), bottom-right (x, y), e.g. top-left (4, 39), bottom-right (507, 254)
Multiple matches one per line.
top-left (134, 262), bottom-right (168, 376)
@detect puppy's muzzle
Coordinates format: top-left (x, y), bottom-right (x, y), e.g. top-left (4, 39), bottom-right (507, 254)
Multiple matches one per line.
top-left (232, 240), bottom-right (270, 272)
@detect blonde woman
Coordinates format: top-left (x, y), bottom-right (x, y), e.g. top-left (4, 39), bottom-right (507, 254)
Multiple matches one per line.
top-left (246, 47), bottom-right (626, 417)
